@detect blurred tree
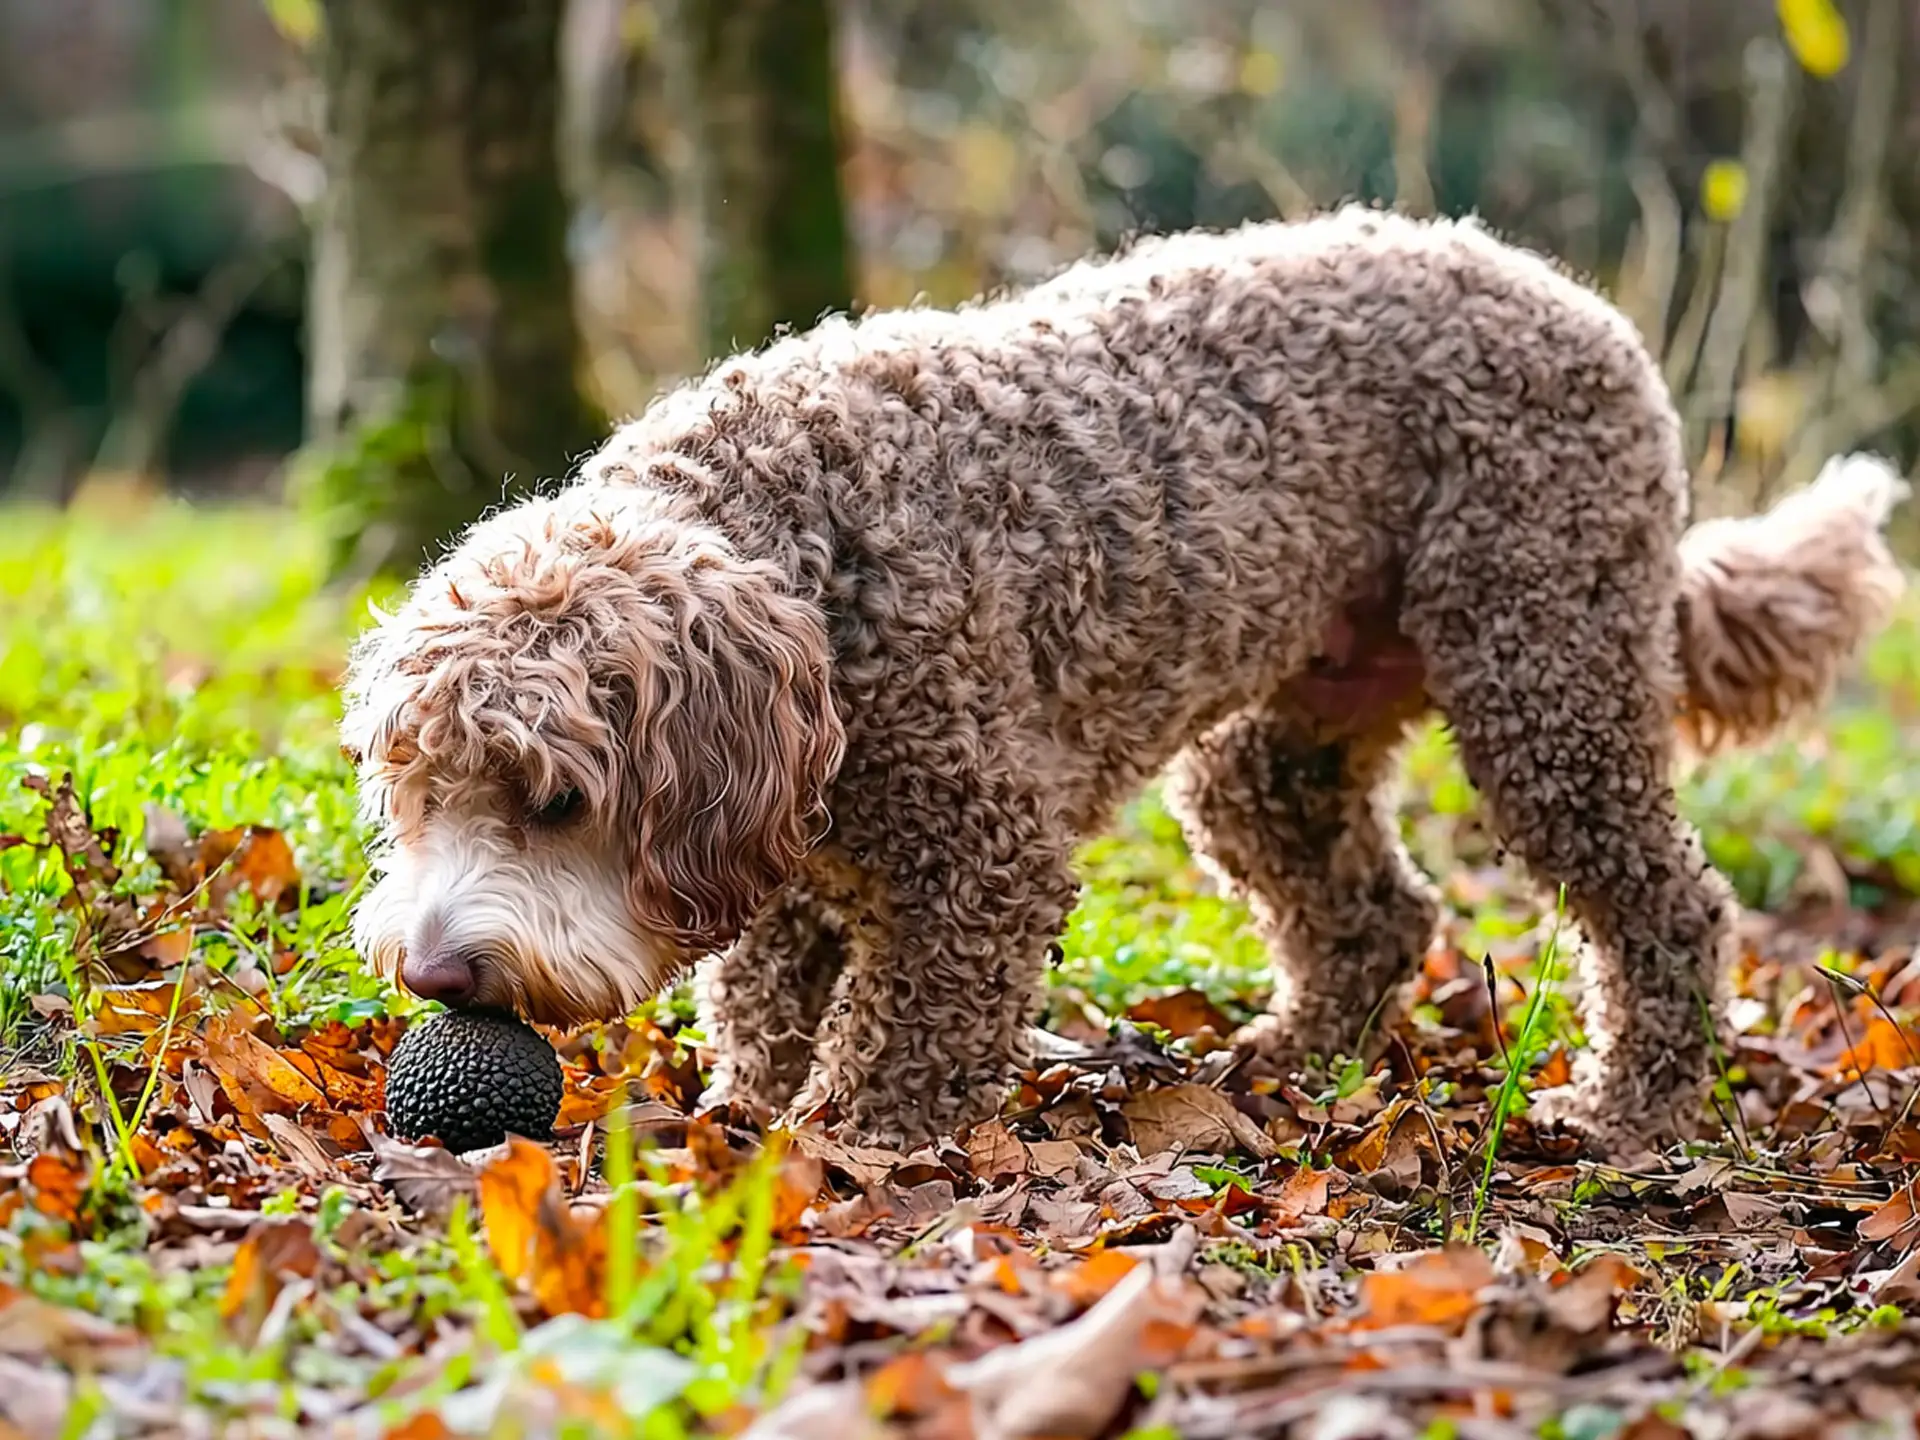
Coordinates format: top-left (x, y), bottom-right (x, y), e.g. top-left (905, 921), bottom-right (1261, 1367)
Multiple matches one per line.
top-left (297, 0), bottom-right (602, 580)
top-left (658, 0), bottom-right (855, 358)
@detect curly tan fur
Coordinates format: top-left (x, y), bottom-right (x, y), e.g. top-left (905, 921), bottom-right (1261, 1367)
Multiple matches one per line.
top-left (342, 206), bottom-right (1906, 1152)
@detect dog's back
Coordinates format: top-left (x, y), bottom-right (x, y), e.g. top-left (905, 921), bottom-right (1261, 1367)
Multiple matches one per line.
top-left (592, 207), bottom-right (1677, 818)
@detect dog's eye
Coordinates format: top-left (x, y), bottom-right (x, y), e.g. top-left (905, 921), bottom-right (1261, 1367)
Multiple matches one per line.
top-left (531, 788), bottom-right (585, 826)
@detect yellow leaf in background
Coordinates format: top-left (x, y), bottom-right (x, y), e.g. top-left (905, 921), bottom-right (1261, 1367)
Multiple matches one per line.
top-left (262, 0), bottom-right (321, 47)
top-left (1778, 0), bottom-right (1850, 78)
top-left (1239, 49), bottom-right (1282, 98)
top-left (1700, 160), bottom-right (1749, 223)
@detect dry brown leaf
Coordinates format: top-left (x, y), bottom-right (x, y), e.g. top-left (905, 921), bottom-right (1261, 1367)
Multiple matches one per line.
top-left (1348, 1245), bottom-right (1496, 1333)
top-left (966, 1121), bottom-right (1029, 1181)
top-left (945, 1261), bottom-right (1191, 1439)
top-left (262, 1114), bottom-right (338, 1177)
top-left (1860, 1183), bottom-right (1920, 1248)
top-left (204, 1018), bottom-right (327, 1121)
top-left (0, 1284), bottom-right (142, 1366)
top-left (789, 1126), bottom-right (913, 1187)
top-left (369, 1131), bottom-right (478, 1217)
top-left (1024, 1139), bottom-right (1083, 1181)
top-left (1122, 1084), bottom-right (1276, 1160)
top-left (1271, 1165), bottom-right (1335, 1224)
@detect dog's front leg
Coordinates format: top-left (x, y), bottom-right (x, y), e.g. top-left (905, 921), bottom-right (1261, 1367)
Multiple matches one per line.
top-left (695, 877), bottom-right (855, 1122)
top-left (795, 767), bottom-right (1078, 1149)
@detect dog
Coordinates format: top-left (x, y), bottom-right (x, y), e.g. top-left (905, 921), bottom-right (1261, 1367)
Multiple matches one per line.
top-left (342, 207), bottom-right (1906, 1151)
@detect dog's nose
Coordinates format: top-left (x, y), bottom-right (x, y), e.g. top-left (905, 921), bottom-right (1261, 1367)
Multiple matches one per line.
top-left (400, 948), bottom-right (479, 1005)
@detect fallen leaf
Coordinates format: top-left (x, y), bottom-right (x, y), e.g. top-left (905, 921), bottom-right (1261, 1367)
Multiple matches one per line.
top-left (1271, 1165), bottom-right (1335, 1224)
top-left (478, 1137), bottom-right (606, 1318)
top-left (865, 1350), bottom-right (961, 1421)
top-left (369, 1130), bottom-right (479, 1216)
top-left (1125, 989), bottom-right (1232, 1039)
top-left (0, 1284), bottom-right (143, 1365)
top-left (203, 1017), bottom-right (327, 1118)
top-left (1348, 1246), bottom-right (1496, 1333)
top-left (262, 1114), bottom-right (338, 1177)
top-left (220, 1219), bottom-right (323, 1342)
top-left (1536, 1044), bottom-right (1574, 1088)
top-left (1861, 1183), bottom-right (1920, 1249)
top-left (201, 825), bottom-right (301, 911)
top-left (1024, 1139), bottom-right (1083, 1181)
top-left (1055, 1248), bottom-right (1140, 1307)
top-left (1122, 1084), bottom-right (1276, 1160)
top-left (966, 1121), bottom-right (1029, 1181)
top-left (25, 1153), bottom-right (86, 1227)
top-left (789, 1127), bottom-right (913, 1188)
top-left (946, 1261), bottom-right (1182, 1438)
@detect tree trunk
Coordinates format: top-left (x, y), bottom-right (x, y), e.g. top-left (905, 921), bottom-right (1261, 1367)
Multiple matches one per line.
top-left (303, 0), bottom-right (601, 579)
top-left (659, 0), bottom-right (856, 359)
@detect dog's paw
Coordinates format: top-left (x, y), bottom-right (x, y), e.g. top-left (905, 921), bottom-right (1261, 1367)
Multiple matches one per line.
top-left (1522, 1084), bottom-right (1678, 1168)
top-left (1226, 1013), bottom-right (1367, 1087)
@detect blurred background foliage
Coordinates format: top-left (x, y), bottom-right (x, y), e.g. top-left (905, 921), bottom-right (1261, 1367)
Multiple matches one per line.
top-left (0, 0), bottom-right (1916, 574)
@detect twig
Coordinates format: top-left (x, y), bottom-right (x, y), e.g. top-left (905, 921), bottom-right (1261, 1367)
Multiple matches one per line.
top-left (1823, 969), bottom-right (1891, 1121)
top-left (91, 237), bottom-right (296, 481)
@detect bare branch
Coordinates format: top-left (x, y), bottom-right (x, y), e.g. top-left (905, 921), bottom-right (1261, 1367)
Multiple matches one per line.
top-left (1684, 39), bottom-right (1797, 474)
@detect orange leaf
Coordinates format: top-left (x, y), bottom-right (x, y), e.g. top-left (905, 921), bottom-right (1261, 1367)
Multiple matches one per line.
top-left (26, 1153), bottom-right (87, 1227)
top-left (1349, 1247), bottom-right (1495, 1332)
top-left (1833, 1012), bottom-right (1920, 1078)
top-left (1861, 1183), bottom-right (1920, 1248)
top-left (382, 1416), bottom-right (454, 1440)
top-left (87, 981), bottom-right (189, 1038)
top-left (205, 1021), bottom-right (327, 1114)
top-left (219, 1219), bottom-right (323, 1341)
top-left (772, 1151), bottom-right (827, 1235)
top-left (1056, 1248), bottom-right (1139, 1307)
top-left (478, 1136), bottom-right (552, 1286)
top-left (866, 1351), bottom-right (958, 1419)
top-left (1537, 1044), bottom-right (1574, 1088)
top-left (201, 826), bottom-right (302, 910)
top-left (478, 1137), bottom-right (606, 1318)
top-left (1126, 989), bottom-right (1233, 1039)
top-left (556, 1073), bottom-right (623, 1128)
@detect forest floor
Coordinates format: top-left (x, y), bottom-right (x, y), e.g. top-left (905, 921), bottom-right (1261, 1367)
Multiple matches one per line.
top-left (8, 495), bottom-right (1920, 1440)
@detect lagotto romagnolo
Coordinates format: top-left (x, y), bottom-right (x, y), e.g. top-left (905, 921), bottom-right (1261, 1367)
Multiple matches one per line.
top-left (341, 206), bottom-right (1906, 1152)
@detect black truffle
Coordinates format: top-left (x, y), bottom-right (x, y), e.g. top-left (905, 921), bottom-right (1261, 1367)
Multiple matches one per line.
top-left (384, 1008), bottom-right (564, 1153)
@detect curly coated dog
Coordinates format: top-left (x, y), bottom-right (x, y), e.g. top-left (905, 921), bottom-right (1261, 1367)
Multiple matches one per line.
top-left (342, 207), bottom-right (1907, 1152)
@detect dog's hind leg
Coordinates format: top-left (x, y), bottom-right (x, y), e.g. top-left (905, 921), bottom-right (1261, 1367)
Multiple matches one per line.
top-left (1164, 701), bottom-right (1439, 1073)
top-left (1401, 462), bottom-right (1735, 1156)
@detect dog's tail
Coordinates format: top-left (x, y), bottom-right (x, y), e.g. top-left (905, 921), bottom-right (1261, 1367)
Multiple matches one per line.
top-left (1674, 452), bottom-right (1909, 754)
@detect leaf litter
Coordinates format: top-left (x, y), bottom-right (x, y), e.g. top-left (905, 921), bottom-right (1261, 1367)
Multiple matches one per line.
top-left (8, 775), bottom-right (1920, 1436)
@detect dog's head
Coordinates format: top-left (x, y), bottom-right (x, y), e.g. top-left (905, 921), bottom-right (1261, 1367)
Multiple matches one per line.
top-left (340, 485), bottom-right (844, 1029)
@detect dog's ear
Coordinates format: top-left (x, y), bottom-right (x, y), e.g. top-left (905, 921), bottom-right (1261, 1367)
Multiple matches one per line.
top-left (622, 555), bottom-right (845, 950)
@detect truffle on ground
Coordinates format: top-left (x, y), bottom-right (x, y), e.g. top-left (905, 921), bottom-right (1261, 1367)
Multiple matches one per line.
top-left (383, 1008), bottom-right (564, 1153)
